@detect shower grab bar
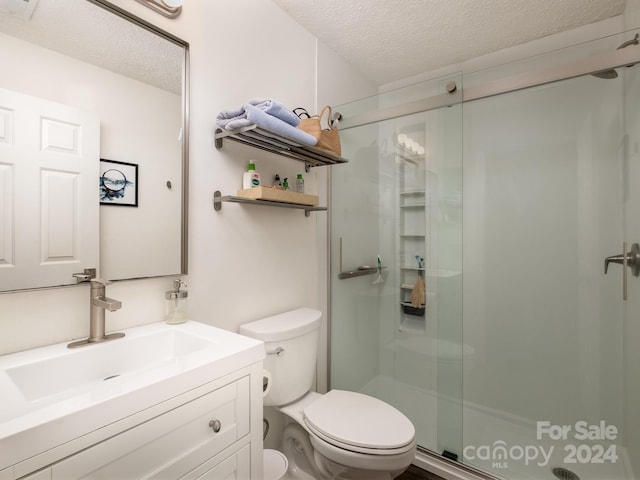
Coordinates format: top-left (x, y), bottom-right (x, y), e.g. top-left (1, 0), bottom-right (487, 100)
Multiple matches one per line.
top-left (339, 267), bottom-right (386, 280)
top-left (338, 237), bottom-right (386, 280)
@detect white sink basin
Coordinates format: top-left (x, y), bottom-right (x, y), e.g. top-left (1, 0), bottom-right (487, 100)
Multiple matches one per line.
top-left (0, 320), bottom-right (264, 471)
top-left (6, 329), bottom-right (212, 403)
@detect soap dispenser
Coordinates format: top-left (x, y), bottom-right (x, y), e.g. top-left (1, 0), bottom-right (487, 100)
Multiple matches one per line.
top-left (165, 279), bottom-right (188, 324)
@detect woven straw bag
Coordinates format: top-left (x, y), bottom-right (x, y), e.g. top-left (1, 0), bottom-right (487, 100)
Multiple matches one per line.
top-left (294, 106), bottom-right (341, 156)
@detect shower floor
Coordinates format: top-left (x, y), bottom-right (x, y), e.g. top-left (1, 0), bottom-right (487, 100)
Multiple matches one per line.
top-left (359, 375), bottom-right (631, 480)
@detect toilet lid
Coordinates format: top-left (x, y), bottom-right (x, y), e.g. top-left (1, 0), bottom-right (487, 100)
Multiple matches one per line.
top-left (303, 390), bottom-right (415, 451)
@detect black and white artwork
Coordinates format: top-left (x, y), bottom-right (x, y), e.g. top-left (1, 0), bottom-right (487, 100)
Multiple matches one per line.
top-left (99, 159), bottom-right (138, 207)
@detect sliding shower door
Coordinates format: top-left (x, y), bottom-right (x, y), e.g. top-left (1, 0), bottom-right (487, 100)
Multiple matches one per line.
top-left (330, 43), bottom-right (639, 480)
top-left (330, 77), bottom-right (463, 457)
top-left (461, 64), bottom-right (636, 480)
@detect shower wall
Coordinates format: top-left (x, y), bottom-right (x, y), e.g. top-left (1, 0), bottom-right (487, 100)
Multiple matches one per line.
top-left (462, 76), bottom-right (623, 424)
top-left (461, 66), bottom-right (628, 480)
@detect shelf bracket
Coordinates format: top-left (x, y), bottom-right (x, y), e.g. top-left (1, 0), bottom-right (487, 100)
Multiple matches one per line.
top-left (213, 190), bottom-right (222, 211)
top-left (214, 128), bottom-right (224, 149)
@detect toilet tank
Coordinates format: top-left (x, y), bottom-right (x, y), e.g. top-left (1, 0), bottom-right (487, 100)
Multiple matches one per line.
top-left (239, 308), bottom-right (322, 406)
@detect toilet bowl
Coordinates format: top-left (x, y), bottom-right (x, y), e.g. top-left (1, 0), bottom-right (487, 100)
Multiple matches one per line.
top-left (240, 308), bottom-right (416, 480)
top-left (281, 390), bottom-right (416, 479)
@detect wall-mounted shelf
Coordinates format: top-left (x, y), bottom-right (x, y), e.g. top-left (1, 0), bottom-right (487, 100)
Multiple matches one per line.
top-left (396, 141), bottom-right (428, 330)
top-left (213, 191), bottom-right (327, 217)
top-left (214, 125), bottom-right (348, 171)
top-left (401, 301), bottom-right (425, 317)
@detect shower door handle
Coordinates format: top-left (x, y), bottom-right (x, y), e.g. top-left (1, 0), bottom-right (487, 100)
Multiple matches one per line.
top-left (604, 242), bottom-right (640, 300)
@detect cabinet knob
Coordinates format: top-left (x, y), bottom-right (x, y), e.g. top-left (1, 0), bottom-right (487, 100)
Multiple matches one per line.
top-left (209, 419), bottom-right (221, 433)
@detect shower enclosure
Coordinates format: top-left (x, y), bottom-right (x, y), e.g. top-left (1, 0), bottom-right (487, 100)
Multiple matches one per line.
top-left (329, 31), bottom-right (640, 480)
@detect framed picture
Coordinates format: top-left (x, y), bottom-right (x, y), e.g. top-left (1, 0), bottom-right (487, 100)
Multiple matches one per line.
top-left (99, 159), bottom-right (138, 207)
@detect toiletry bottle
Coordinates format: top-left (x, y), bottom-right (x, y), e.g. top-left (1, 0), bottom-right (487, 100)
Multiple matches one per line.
top-left (242, 161), bottom-right (261, 189)
top-left (165, 279), bottom-right (188, 324)
top-left (273, 173), bottom-right (282, 188)
top-left (295, 173), bottom-right (304, 193)
top-left (282, 177), bottom-right (289, 190)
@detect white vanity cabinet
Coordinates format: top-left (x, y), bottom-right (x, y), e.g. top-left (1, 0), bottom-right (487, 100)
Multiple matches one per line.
top-left (12, 364), bottom-right (263, 480)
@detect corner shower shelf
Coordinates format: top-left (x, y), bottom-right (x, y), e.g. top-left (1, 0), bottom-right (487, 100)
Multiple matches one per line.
top-left (213, 190), bottom-right (327, 217)
top-left (400, 301), bottom-right (425, 317)
top-left (214, 125), bottom-right (348, 171)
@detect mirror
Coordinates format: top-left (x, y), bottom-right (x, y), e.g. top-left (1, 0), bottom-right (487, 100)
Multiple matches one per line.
top-left (0, 0), bottom-right (188, 291)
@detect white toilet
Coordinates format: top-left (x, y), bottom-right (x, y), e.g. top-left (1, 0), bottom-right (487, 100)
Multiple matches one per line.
top-left (240, 308), bottom-right (416, 480)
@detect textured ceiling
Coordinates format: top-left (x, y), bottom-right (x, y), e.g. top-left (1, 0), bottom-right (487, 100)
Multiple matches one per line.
top-left (0, 0), bottom-right (183, 94)
top-left (272, 0), bottom-right (626, 85)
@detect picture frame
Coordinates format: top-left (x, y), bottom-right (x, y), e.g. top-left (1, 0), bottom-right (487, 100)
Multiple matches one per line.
top-left (99, 159), bottom-right (138, 207)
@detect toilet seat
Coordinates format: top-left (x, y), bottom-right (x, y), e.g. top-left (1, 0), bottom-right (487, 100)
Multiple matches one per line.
top-left (303, 390), bottom-right (415, 455)
top-left (308, 431), bottom-right (417, 473)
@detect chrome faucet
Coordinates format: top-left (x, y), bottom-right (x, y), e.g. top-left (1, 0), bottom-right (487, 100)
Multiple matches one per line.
top-left (68, 279), bottom-right (125, 348)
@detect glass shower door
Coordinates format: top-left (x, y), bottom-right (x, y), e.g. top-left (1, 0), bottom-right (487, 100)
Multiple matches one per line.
top-left (330, 77), bottom-right (463, 458)
top-left (330, 57), bottom-right (638, 479)
top-left (461, 65), bottom-right (633, 480)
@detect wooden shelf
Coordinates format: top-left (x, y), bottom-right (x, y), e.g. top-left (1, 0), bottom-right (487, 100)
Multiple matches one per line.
top-left (213, 191), bottom-right (326, 217)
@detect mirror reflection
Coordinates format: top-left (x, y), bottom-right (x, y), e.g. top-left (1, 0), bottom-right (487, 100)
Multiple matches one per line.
top-left (0, 0), bottom-right (188, 292)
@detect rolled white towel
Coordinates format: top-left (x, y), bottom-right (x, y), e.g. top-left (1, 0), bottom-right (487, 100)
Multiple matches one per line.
top-left (246, 98), bottom-right (300, 126)
top-left (216, 98), bottom-right (300, 131)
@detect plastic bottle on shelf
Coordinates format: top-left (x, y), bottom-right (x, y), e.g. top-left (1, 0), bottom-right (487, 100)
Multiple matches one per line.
top-left (242, 161), bottom-right (261, 189)
top-left (295, 173), bottom-right (304, 193)
top-left (282, 177), bottom-right (290, 190)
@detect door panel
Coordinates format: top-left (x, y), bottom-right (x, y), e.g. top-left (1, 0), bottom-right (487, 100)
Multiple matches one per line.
top-left (462, 72), bottom-right (626, 479)
top-left (0, 88), bottom-right (99, 291)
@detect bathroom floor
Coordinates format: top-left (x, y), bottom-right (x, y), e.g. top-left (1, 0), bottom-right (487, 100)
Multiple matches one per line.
top-left (397, 465), bottom-right (445, 480)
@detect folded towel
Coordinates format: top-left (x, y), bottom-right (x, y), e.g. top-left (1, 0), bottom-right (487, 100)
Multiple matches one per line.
top-left (245, 105), bottom-right (317, 146)
top-left (216, 98), bottom-right (301, 131)
top-left (216, 106), bottom-right (252, 130)
top-left (246, 98), bottom-right (300, 127)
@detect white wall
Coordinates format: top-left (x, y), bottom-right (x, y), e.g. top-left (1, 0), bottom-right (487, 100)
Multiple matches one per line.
top-left (0, 1), bottom-right (374, 365)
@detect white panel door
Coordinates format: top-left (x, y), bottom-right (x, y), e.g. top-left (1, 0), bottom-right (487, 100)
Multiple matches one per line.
top-left (0, 88), bottom-right (99, 291)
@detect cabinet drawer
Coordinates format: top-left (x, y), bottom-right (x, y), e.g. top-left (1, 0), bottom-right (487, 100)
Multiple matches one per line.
top-left (19, 470), bottom-right (51, 480)
top-left (186, 444), bottom-right (250, 480)
top-left (52, 376), bottom-right (250, 480)
top-left (0, 468), bottom-right (14, 480)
